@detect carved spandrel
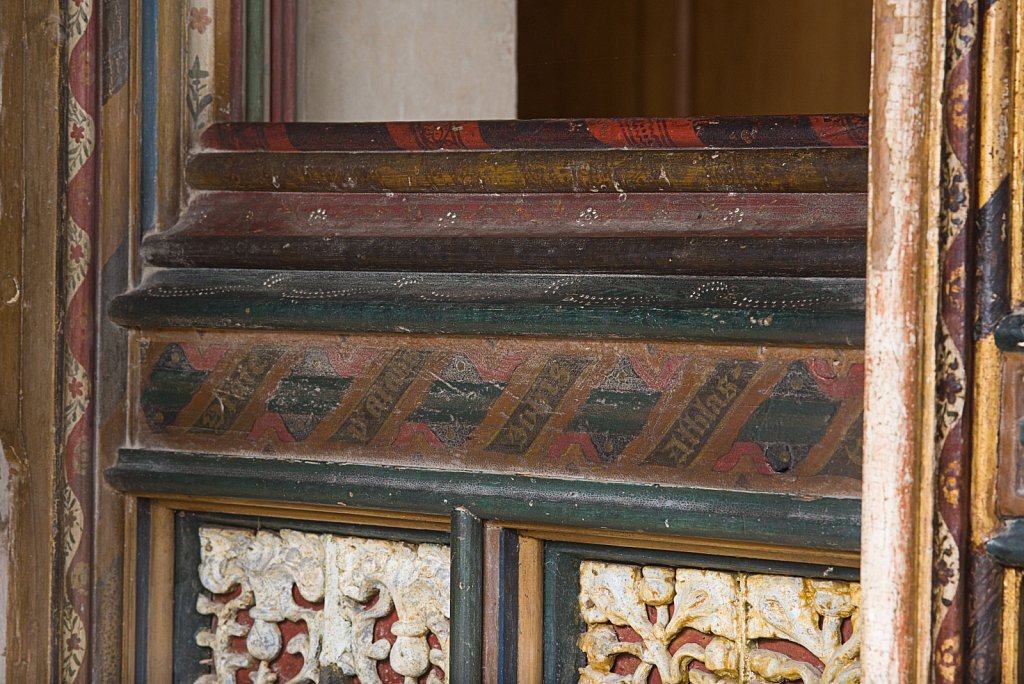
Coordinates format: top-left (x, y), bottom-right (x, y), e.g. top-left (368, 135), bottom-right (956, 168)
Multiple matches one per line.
top-left (194, 526), bottom-right (450, 684)
top-left (578, 561), bottom-right (860, 684)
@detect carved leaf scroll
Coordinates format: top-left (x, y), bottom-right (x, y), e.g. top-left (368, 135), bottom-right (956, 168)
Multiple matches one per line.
top-left (194, 526), bottom-right (450, 684)
top-left (578, 561), bottom-right (860, 684)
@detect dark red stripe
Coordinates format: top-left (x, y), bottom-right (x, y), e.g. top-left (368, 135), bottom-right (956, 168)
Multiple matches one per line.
top-left (167, 191), bottom-right (866, 239)
top-left (201, 115), bottom-right (869, 152)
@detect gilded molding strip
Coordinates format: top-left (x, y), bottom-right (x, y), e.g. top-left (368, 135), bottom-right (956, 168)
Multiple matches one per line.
top-left (578, 561), bottom-right (861, 684)
top-left (971, 0), bottom-right (1022, 678)
top-left (194, 526), bottom-right (451, 683)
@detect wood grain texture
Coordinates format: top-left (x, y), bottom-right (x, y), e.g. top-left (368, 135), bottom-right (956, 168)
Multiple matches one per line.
top-left (516, 0), bottom-right (681, 118)
top-left (516, 536), bottom-right (543, 684)
top-left (996, 353), bottom-right (1024, 517)
top-left (690, 0), bottom-right (872, 115)
top-left (514, 523), bottom-right (859, 569)
top-left (107, 448), bottom-right (863, 551)
top-left (92, 39), bottom-right (133, 684)
top-left (145, 505), bottom-right (174, 684)
top-left (0, 1), bottom-right (62, 680)
top-left (481, 525), bottom-right (502, 684)
top-left (158, 497), bottom-right (450, 532)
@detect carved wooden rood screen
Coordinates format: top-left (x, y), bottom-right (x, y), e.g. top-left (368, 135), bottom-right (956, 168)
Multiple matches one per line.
top-left (109, 111), bottom-right (868, 682)
top-left (103, 10), bottom-right (870, 682)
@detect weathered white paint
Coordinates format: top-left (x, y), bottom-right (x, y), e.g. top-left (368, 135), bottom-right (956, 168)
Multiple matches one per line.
top-left (297, 0), bottom-right (517, 121)
top-left (195, 526), bottom-right (450, 683)
top-left (862, 0), bottom-right (943, 681)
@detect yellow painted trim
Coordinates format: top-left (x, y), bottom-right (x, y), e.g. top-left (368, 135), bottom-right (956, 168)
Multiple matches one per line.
top-left (974, 339), bottom-right (1004, 541)
top-left (153, 495), bottom-right (451, 532)
top-left (121, 497), bottom-right (138, 684)
top-left (517, 535), bottom-right (544, 684)
top-left (502, 522), bottom-right (860, 569)
top-left (1005, 568), bottom-right (1022, 684)
top-left (146, 504), bottom-right (175, 684)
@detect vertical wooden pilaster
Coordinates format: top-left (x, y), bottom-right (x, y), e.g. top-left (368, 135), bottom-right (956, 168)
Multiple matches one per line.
top-left (450, 508), bottom-right (483, 684)
top-left (862, 0), bottom-right (945, 680)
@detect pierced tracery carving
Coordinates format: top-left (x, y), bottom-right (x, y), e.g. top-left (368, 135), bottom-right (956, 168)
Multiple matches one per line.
top-left (578, 561), bottom-right (860, 684)
top-left (194, 526), bottom-right (450, 684)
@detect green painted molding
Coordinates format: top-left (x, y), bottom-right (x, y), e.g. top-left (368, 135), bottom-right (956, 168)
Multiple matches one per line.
top-left (110, 269), bottom-right (865, 346)
top-left (449, 509), bottom-right (483, 684)
top-left (108, 448), bottom-right (862, 551)
top-left (986, 518), bottom-right (1024, 567)
top-left (995, 311), bottom-right (1024, 351)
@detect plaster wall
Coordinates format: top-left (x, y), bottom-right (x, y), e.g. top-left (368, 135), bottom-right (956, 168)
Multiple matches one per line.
top-left (297, 0), bottom-right (517, 121)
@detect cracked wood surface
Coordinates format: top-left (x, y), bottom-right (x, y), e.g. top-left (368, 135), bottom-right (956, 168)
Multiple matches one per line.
top-left (862, 0), bottom-right (945, 681)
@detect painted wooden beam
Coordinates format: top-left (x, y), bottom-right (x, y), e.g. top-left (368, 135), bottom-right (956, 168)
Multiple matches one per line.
top-left (199, 115), bottom-right (869, 152)
top-left (154, 191), bottom-right (868, 239)
top-left (186, 147), bottom-right (866, 195)
top-left (109, 269), bottom-right (866, 345)
top-left (106, 448), bottom-right (863, 551)
top-left (143, 191), bottom-right (867, 276)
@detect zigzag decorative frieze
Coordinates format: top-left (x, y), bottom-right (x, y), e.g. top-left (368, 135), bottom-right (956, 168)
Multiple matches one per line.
top-left (137, 334), bottom-right (865, 495)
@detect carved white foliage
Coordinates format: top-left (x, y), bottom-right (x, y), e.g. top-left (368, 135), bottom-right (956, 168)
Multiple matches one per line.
top-left (323, 537), bottom-right (450, 684)
top-left (578, 562), bottom-right (861, 684)
top-left (194, 526), bottom-right (450, 684)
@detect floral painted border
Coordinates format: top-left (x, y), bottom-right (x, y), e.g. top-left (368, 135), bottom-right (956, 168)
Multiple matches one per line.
top-left (931, 0), bottom-right (979, 681)
top-left (187, 3), bottom-right (216, 134)
top-left (60, 0), bottom-right (98, 681)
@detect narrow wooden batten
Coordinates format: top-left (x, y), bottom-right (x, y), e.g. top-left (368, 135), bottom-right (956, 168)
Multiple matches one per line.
top-left (862, 0), bottom-right (946, 680)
